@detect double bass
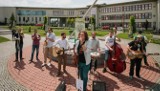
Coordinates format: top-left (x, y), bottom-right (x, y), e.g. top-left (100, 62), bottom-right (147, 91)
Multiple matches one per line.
top-left (107, 36), bottom-right (126, 73)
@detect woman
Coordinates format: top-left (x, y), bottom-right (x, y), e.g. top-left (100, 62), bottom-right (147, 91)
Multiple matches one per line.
top-left (74, 31), bottom-right (91, 91)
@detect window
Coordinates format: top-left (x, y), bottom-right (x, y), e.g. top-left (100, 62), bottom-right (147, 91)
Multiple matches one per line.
top-left (32, 17), bottom-right (34, 21)
top-left (149, 4), bottom-right (152, 10)
top-left (27, 17), bottom-right (29, 21)
top-left (19, 17), bottom-right (21, 22)
top-left (39, 17), bottom-right (41, 21)
top-left (23, 17), bottom-right (25, 22)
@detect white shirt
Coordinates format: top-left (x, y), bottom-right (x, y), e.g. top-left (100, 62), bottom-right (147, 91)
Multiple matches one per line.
top-left (46, 32), bottom-right (56, 47)
top-left (75, 40), bottom-right (91, 65)
top-left (105, 35), bottom-right (115, 50)
top-left (89, 38), bottom-right (100, 52)
top-left (56, 39), bottom-right (70, 50)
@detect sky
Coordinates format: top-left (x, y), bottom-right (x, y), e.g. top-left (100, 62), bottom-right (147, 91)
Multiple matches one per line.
top-left (0, 0), bottom-right (139, 8)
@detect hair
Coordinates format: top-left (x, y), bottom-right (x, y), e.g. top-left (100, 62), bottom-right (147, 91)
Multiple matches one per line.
top-left (48, 28), bottom-right (53, 32)
top-left (61, 32), bottom-right (65, 36)
top-left (80, 31), bottom-right (88, 41)
top-left (138, 30), bottom-right (142, 34)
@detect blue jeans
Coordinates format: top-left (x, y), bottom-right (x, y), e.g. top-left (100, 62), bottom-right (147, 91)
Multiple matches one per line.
top-left (78, 62), bottom-right (90, 91)
top-left (30, 45), bottom-right (39, 61)
top-left (104, 50), bottom-right (109, 61)
top-left (15, 43), bottom-right (23, 60)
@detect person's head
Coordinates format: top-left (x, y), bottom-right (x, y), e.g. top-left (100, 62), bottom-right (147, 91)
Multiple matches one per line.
top-left (18, 28), bottom-right (23, 33)
top-left (138, 30), bottom-right (142, 34)
top-left (109, 30), bottom-right (114, 37)
top-left (91, 32), bottom-right (96, 39)
top-left (34, 29), bottom-right (37, 34)
top-left (61, 32), bottom-right (66, 39)
top-left (79, 31), bottom-right (88, 41)
top-left (135, 35), bottom-right (143, 42)
top-left (48, 28), bottom-right (53, 33)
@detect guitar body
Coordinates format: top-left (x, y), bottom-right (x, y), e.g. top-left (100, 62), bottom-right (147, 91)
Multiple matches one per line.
top-left (127, 50), bottom-right (144, 59)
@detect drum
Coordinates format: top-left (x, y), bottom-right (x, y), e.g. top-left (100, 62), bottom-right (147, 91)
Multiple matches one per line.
top-left (90, 52), bottom-right (100, 58)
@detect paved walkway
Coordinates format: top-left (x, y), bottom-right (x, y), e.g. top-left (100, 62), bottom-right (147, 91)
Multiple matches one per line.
top-left (0, 29), bottom-right (160, 91)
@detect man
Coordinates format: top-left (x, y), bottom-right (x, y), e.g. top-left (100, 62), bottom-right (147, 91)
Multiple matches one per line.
top-left (14, 28), bottom-right (24, 61)
top-left (55, 32), bottom-right (70, 76)
top-left (89, 32), bottom-right (100, 71)
top-left (134, 30), bottom-right (149, 66)
top-left (127, 35), bottom-right (146, 79)
top-left (42, 28), bottom-right (56, 67)
top-left (29, 29), bottom-right (41, 63)
top-left (103, 31), bottom-right (115, 73)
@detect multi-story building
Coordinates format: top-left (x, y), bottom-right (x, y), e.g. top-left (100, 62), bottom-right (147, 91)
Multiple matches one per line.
top-left (0, 0), bottom-right (160, 30)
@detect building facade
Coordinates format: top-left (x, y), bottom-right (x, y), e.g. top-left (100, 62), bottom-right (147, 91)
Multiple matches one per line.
top-left (0, 0), bottom-right (159, 30)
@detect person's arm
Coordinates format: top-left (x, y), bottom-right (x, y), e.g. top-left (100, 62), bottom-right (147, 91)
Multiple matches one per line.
top-left (31, 35), bottom-right (35, 40)
top-left (127, 41), bottom-right (136, 54)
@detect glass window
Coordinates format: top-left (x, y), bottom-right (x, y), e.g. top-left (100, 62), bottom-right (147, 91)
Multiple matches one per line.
top-left (149, 4), bottom-right (152, 10)
top-left (23, 17), bottom-right (25, 22)
top-left (142, 4), bottom-right (145, 10)
top-left (39, 17), bottom-right (41, 21)
top-left (19, 17), bottom-right (21, 22)
top-left (32, 17), bottom-right (34, 21)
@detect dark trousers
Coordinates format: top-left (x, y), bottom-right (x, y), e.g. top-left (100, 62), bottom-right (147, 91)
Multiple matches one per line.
top-left (78, 62), bottom-right (90, 91)
top-left (129, 58), bottom-right (142, 77)
top-left (30, 45), bottom-right (39, 61)
top-left (15, 43), bottom-right (23, 60)
top-left (90, 59), bottom-right (97, 71)
top-left (58, 54), bottom-right (67, 74)
top-left (143, 47), bottom-right (147, 64)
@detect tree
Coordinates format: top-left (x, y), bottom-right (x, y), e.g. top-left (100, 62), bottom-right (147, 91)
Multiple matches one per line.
top-left (70, 18), bottom-right (75, 27)
top-left (43, 16), bottom-right (48, 31)
top-left (129, 15), bottom-right (136, 37)
top-left (89, 16), bottom-right (95, 31)
top-left (145, 19), bottom-right (149, 30)
top-left (67, 17), bottom-right (71, 27)
top-left (10, 13), bottom-right (16, 29)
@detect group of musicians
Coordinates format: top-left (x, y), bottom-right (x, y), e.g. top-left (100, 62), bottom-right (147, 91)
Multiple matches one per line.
top-left (13, 27), bottom-right (149, 91)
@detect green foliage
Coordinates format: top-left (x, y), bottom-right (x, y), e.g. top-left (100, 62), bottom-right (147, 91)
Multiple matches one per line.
top-left (0, 36), bottom-right (10, 43)
top-left (9, 13), bottom-right (16, 29)
top-left (129, 16), bottom-right (136, 37)
top-left (28, 27), bottom-right (31, 32)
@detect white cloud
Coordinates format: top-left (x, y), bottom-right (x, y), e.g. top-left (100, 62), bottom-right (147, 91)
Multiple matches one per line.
top-left (0, 0), bottom-right (139, 8)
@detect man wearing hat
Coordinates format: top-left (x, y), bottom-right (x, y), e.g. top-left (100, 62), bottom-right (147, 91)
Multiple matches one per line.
top-left (134, 30), bottom-right (149, 66)
top-left (127, 35), bottom-right (146, 79)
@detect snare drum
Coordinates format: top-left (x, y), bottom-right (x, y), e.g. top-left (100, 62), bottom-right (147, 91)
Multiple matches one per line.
top-left (90, 52), bottom-right (100, 58)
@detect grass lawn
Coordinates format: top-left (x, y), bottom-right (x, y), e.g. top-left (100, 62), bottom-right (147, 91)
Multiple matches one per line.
top-left (0, 36), bottom-right (10, 43)
top-left (117, 33), bottom-right (160, 44)
top-left (0, 26), bottom-right (10, 29)
top-left (15, 26), bottom-right (109, 37)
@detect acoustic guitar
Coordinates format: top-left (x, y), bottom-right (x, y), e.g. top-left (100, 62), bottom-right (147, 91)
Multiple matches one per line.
top-left (127, 50), bottom-right (159, 59)
top-left (52, 47), bottom-right (73, 57)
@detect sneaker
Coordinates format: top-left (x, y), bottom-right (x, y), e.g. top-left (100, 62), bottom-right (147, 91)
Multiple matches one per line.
top-left (130, 76), bottom-right (133, 80)
top-left (63, 69), bottom-right (67, 73)
top-left (102, 68), bottom-right (107, 73)
top-left (36, 58), bottom-right (39, 60)
top-left (29, 60), bottom-right (33, 64)
top-left (41, 63), bottom-right (46, 67)
top-left (56, 72), bottom-right (60, 77)
top-left (47, 63), bottom-right (51, 66)
top-left (145, 63), bottom-right (149, 66)
top-left (14, 59), bottom-right (18, 62)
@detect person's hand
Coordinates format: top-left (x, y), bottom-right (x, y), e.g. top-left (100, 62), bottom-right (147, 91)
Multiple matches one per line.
top-left (109, 48), bottom-right (113, 51)
top-left (82, 45), bottom-right (87, 51)
top-left (132, 51), bottom-right (136, 55)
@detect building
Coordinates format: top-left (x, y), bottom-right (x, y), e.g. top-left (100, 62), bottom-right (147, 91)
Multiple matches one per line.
top-left (0, 0), bottom-right (160, 31)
